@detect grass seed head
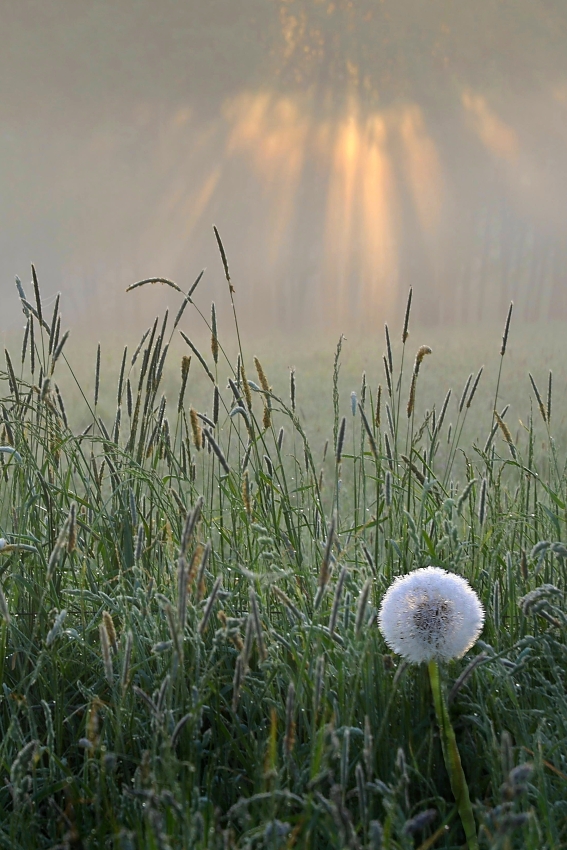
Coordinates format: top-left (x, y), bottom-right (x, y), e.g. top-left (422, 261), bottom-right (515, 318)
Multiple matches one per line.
top-left (262, 401), bottom-right (272, 430)
top-left (103, 611), bottom-right (118, 654)
top-left (478, 477), bottom-right (488, 526)
top-left (242, 469), bottom-right (252, 517)
top-left (213, 385), bottom-right (220, 425)
top-left (374, 384), bottom-right (382, 429)
top-left (529, 373), bottom-right (547, 424)
top-left (178, 356), bottom-right (191, 412)
top-left (383, 355), bottom-right (393, 398)
top-left (336, 416), bottom-right (346, 463)
top-left (240, 360), bottom-right (252, 411)
top-left (211, 302), bottom-right (219, 364)
top-left (94, 343), bottom-right (101, 407)
top-left (414, 345), bottom-right (432, 373)
top-left (494, 409), bottom-right (517, 458)
top-left (290, 368), bottom-right (296, 412)
top-left (466, 366), bottom-right (484, 409)
top-left (99, 623), bottom-right (113, 684)
top-left (284, 681), bottom-right (296, 756)
top-left (402, 287), bottom-right (413, 343)
top-left (500, 301), bottom-right (514, 356)
top-left (384, 323), bottom-right (393, 373)
top-left (384, 432), bottom-right (393, 471)
top-left (190, 407), bottom-right (203, 450)
top-left (253, 356), bottom-right (270, 394)
top-left (121, 631), bottom-right (133, 693)
top-left (406, 373), bottom-right (417, 418)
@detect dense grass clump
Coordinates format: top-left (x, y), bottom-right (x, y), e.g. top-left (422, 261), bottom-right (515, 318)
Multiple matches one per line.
top-left (0, 257), bottom-right (566, 849)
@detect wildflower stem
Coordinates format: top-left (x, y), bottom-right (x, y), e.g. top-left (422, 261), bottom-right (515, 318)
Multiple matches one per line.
top-left (428, 659), bottom-right (478, 850)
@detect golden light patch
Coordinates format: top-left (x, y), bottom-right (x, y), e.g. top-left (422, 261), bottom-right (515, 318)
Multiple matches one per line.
top-left (462, 91), bottom-right (519, 159)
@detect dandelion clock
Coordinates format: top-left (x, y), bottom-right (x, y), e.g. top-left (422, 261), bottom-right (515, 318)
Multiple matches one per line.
top-left (378, 566), bottom-right (484, 664)
top-left (379, 567), bottom-right (484, 850)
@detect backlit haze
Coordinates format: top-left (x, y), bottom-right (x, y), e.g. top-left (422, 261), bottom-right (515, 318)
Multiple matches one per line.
top-left (3, 1), bottom-right (567, 334)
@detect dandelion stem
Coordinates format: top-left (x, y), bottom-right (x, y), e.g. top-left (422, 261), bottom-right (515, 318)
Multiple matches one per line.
top-left (428, 659), bottom-right (478, 850)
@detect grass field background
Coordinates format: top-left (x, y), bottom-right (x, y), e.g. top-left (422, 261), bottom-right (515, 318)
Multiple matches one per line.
top-left (0, 273), bottom-right (566, 848)
top-left (8, 309), bottom-right (566, 465)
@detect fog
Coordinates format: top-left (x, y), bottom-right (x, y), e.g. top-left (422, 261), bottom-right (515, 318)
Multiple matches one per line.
top-left (3, 0), bottom-right (567, 333)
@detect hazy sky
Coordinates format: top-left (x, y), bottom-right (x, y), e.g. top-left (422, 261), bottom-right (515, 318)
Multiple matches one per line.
top-left (3, 1), bottom-right (567, 331)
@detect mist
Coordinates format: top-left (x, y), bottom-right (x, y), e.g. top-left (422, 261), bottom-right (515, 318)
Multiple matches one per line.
top-left (3, 0), bottom-right (567, 333)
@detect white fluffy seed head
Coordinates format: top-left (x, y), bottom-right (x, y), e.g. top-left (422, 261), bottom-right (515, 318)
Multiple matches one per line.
top-left (378, 567), bottom-right (484, 664)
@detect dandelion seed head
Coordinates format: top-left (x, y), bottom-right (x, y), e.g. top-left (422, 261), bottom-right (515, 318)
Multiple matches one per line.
top-left (378, 567), bottom-right (484, 663)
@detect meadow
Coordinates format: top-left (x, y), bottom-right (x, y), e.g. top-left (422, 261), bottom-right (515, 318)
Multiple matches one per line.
top-left (0, 260), bottom-right (566, 849)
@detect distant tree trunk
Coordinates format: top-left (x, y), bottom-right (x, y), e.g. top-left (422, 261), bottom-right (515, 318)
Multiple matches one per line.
top-left (524, 229), bottom-right (542, 322)
top-left (547, 242), bottom-right (567, 321)
top-left (476, 206), bottom-right (492, 323)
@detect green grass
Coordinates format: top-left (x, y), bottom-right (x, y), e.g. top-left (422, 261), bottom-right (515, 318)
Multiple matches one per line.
top-left (0, 267), bottom-right (566, 849)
